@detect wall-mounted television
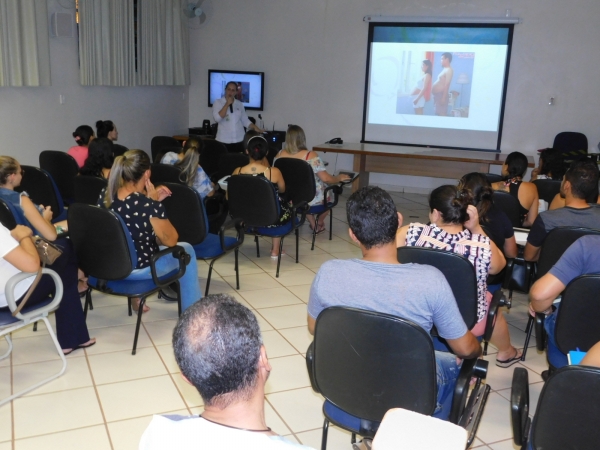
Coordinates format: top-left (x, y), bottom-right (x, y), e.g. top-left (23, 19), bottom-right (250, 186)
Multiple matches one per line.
top-left (208, 70), bottom-right (264, 111)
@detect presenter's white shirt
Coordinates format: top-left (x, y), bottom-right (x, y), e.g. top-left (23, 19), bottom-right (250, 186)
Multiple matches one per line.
top-left (0, 224), bottom-right (33, 308)
top-left (139, 415), bottom-right (314, 450)
top-left (212, 97), bottom-right (252, 144)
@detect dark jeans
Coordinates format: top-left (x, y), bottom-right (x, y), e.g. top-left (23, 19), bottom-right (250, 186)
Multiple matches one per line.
top-left (1, 237), bottom-right (90, 349)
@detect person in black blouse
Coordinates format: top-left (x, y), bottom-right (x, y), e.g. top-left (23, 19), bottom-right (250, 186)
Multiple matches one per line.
top-left (101, 150), bottom-right (202, 313)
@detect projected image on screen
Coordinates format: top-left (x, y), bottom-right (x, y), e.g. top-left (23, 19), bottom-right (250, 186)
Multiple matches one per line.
top-left (394, 51), bottom-right (474, 118)
top-left (362, 24), bottom-right (513, 151)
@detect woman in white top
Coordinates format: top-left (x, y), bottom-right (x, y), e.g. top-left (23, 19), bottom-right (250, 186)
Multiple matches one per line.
top-left (212, 82), bottom-right (265, 153)
top-left (411, 60), bottom-right (432, 115)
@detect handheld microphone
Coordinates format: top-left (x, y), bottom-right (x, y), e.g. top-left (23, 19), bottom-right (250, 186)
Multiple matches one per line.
top-left (229, 101), bottom-right (233, 113)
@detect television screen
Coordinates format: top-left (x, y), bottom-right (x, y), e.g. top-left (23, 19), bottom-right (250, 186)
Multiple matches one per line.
top-left (208, 70), bottom-right (264, 110)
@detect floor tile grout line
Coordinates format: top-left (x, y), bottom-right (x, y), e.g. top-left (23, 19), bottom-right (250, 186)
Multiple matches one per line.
top-left (263, 396), bottom-right (297, 441)
top-left (84, 348), bottom-right (115, 450)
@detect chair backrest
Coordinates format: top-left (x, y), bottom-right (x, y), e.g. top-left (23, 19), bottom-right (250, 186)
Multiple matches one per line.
top-left (150, 136), bottom-right (180, 162)
top-left (397, 247), bottom-right (478, 329)
top-left (112, 143), bottom-right (129, 158)
top-left (218, 153), bottom-right (249, 180)
top-left (73, 176), bottom-right (108, 205)
top-left (0, 198), bottom-right (17, 230)
top-left (39, 151), bottom-right (79, 202)
top-left (15, 166), bottom-right (63, 221)
top-left (536, 227), bottom-right (600, 279)
top-left (532, 179), bottom-right (562, 204)
top-left (484, 173), bottom-right (503, 184)
top-left (274, 158), bottom-right (316, 205)
top-left (68, 203), bottom-right (136, 280)
top-left (150, 163), bottom-right (184, 185)
top-left (552, 131), bottom-right (588, 156)
top-left (530, 365), bottom-right (600, 449)
top-left (311, 307), bottom-right (437, 421)
top-left (554, 275), bottom-right (600, 354)
top-left (227, 174), bottom-right (280, 227)
top-left (199, 139), bottom-right (228, 178)
top-left (160, 182), bottom-right (208, 245)
top-left (492, 191), bottom-right (523, 228)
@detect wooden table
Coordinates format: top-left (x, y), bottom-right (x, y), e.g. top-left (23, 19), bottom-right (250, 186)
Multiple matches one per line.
top-left (312, 143), bottom-right (535, 192)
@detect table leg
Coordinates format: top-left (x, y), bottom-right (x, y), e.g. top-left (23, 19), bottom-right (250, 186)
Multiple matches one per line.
top-left (352, 154), bottom-right (369, 193)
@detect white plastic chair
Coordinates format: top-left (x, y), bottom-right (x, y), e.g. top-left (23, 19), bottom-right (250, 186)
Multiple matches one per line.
top-left (0, 269), bottom-right (66, 406)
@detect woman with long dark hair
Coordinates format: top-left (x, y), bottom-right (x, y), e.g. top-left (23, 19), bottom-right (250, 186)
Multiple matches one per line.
top-left (411, 59), bottom-right (432, 115)
top-left (79, 138), bottom-right (114, 179)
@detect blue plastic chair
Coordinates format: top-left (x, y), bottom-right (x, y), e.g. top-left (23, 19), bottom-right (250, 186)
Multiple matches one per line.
top-left (67, 203), bottom-right (190, 355)
top-left (15, 165), bottom-right (67, 223)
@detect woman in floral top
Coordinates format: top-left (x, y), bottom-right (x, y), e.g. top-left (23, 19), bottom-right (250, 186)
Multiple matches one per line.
top-left (273, 125), bottom-right (350, 234)
top-left (396, 185), bottom-right (522, 368)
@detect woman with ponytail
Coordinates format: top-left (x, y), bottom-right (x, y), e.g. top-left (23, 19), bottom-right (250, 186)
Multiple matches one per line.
top-left (68, 125), bottom-right (95, 168)
top-left (397, 185), bottom-right (521, 368)
top-left (95, 120), bottom-right (118, 141)
top-left (102, 150), bottom-right (202, 313)
top-left (232, 134), bottom-right (291, 258)
top-left (173, 138), bottom-right (214, 199)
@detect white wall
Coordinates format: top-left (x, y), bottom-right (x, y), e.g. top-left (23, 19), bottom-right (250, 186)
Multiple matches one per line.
top-left (188, 0), bottom-right (600, 192)
top-left (0, 0), bottom-right (189, 166)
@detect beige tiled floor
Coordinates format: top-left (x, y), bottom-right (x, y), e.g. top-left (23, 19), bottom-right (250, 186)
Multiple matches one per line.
top-left (0, 191), bottom-right (544, 449)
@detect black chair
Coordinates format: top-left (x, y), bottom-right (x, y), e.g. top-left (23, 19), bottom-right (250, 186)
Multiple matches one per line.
top-left (217, 153), bottom-right (249, 182)
top-left (520, 227), bottom-right (600, 361)
top-left (552, 131), bottom-right (588, 161)
top-left (151, 136), bottom-right (180, 162)
top-left (492, 191), bottom-right (523, 228)
top-left (306, 307), bottom-right (490, 449)
top-left (73, 176), bottom-right (108, 205)
top-left (112, 143), bottom-right (128, 157)
top-left (533, 179), bottom-right (561, 205)
top-left (161, 182), bottom-right (244, 295)
top-left (511, 365), bottom-right (600, 449)
top-left (0, 198), bottom-right (17, 230)
top-left (397, 246), bottom-right (506, 355)
top-left (484, 173), bottom-right (503, 184)
top-left (39, 151), bottom-right (79, 205)
top-left (15, 166), bottom-right (66, 222)
top-left (274, 158), bottom-right (344, 250)
top-left (68, 203), bottom-right (189, 355)
top-left (227, 174), bottom-right (308, 277)
top-left (199, 139), bottom-right (228, 180)
top-left (150, 163), bottom-right (183, 185)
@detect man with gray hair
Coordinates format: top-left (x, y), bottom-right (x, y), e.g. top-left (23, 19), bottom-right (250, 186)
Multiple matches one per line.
top-left (139, 294), bottom-right (312, 449)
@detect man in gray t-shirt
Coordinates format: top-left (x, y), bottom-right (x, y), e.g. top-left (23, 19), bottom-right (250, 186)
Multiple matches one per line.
top-left (307, 186), bottom-right (481, 420)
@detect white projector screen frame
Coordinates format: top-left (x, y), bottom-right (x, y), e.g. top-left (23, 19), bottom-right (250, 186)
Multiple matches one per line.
top-left (361, 22), bottom-right (514, 152)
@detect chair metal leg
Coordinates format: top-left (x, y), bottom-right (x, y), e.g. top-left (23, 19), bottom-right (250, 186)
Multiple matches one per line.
top-left (351, 433), bottom-right (357, 444)
top-left (311, 226), bottom-right (317, 251)
top-left (127, 297), bottom-right (132, 316)
top-left (295, 229), bottom-right (299, 263)
top-left (255, 235), bottom-right (260, 257)
top-left (329, 211), bottom-right (333, 241)
top-left (234, 248), bottom-right (240, 290)
top-left (88, 288), bottom-right (94, 310)
top-left (83, 289), bottom-right (92, 319)
top-left (276, 237), bottom-right (285, 278)
top-left (33, 322), bottom-right (38, 332)
top-left (521, 316), bottom-right (534, 361)
top-left (132, 296), bottom-right (146, 355)
top-left (483, 341), bottom-right (489, 356)
top-left (0, 317), bottom-right (67, 407)
top-left (321, 418), bottom-right (329, 450)
top-left (174, 282), bottom-right (182, 316)
top-left (205, 261), bottom-right (215, 296)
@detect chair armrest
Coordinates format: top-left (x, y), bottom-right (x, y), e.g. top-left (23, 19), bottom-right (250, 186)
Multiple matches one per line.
top-left (511, 367), bottom-right (531, 447)
top-left (149, 245), bottom-right (190, 288)
top-left (484, 290), bottom-right (507, 343)
top-left (535, 312), bottom-right (546, 351)
top-left (449, 358), bottom-right (488, 424)
top-left (218, 218), bottom-right (245, 251)
top-left (291, 201), bottom-right (309, 230)
top-left (5, 269), bottom-right (63, 321)
top-left (305, 341), bottom-right (319, 393)
top-left (322, 184), bottom-right (343, 209)
top-left (501, 258), bottom-right (515, 290)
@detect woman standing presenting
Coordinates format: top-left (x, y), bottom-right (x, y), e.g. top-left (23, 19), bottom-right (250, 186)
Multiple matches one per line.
top-left (212, 81), bottom-right (264, 153)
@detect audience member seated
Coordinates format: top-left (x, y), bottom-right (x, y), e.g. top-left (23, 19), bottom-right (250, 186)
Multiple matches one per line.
top-left (529, 235), bottom-right (600, 370)
top-left (68, 125), bottom-right (95, 168)
top-left (548, 156), bottom-right (600, 210)
top-left (79, 137), bottom-right (114, 179)
top-left (0, 156), bottom-right (67, 238)
top-left (530, 148), bottom-right (566, 181)
top-left (581, 340), bottom-right (600, 367)
top-left (459, 173), bottom-right (517, 259)
top-left (308, 186), bottom-right (481, 420)
top-left (0, 223), bottom-right (95, 355)
top-left (396, 185), bottom-right (520, 367)
top-left (168, 138), bottom-right (215, 200)
top-left (273, 125), bottom-right (350, 234)
top-left (491, 151), bottom-right (539, 227)
top-left (231, 135), bottom-right (290, 258)
top-left (524, 159), bottom-right (600, 261)
top-left (95, 120), bottom-right (119, 141)
top-left (99, 150), bottom-right (202, 313)
top-left (140, 294), bottom-right (312, 449)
